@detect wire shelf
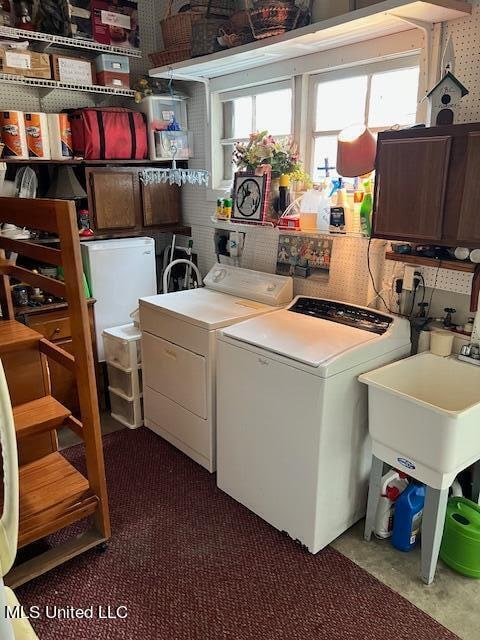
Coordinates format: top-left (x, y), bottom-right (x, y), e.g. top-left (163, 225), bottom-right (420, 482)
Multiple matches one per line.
top-left (0, 73), bottom-right (136, 97)
top-left (0, 26), bottom-right (142, 58)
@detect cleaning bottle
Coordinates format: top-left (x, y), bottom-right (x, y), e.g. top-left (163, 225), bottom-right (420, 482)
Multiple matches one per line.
top-left (359, 179), bottom-right (373, 237)
top-left (317, 181), bottom-right (331, 232)
top-left (375, 470), bottom-right (409, 539)
top-left (336, 179), bottom-right (352, 234)
top-left (353, 178), bottom-right (364, 234)
top-left (392, 482), bottom-right (426, 552)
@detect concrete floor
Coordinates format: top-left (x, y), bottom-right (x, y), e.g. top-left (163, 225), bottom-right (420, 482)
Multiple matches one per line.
top-left (332, 522), bottom-right (480, 640)
top-left (61, 415), bottom-right (479, 639)
top-left (58, 411), bottom-right (124, 449)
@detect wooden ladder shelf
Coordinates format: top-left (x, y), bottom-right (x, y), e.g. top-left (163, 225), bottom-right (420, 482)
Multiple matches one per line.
top-left (0, 197), bottom-right (111, 588)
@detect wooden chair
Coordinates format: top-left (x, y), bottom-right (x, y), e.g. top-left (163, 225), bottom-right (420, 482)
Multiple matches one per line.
top-left (0, 197), bottom-right (110, 588)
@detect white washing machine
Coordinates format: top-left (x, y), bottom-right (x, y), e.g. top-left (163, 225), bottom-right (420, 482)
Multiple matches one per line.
top-left (216, 297), bottom-right (411, 553)
top-left (139, 265), bottom-right (293, 472)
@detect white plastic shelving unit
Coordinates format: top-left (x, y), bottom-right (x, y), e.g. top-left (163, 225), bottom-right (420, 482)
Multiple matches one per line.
top-left (104, 323), bottom-right (143, 430)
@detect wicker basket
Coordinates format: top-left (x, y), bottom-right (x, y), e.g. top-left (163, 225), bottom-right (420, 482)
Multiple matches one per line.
top-left (192, 16), bottom-right (226, 57)
top-left (191, 0), bottom-right (237, 17)
top-left (160, 0), bottom-right (201, 49)
top-left (248, 0), bottom-right (300, 39)
top-left (149, 48), bottom-right (192, 67)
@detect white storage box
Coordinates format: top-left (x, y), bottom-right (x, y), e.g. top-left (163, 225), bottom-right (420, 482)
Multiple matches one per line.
top-left (107, 363), bottom-right (142, 400)
top-left (110, 388), bottom-right (143, 429)
top-left (137, 95), bottom-right (188, 161)
top-left (103, 323), bottom-right (142, 371)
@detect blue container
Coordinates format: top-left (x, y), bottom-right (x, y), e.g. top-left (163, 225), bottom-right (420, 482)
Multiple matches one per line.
top-left (392, 482), bottom-right (426, 552)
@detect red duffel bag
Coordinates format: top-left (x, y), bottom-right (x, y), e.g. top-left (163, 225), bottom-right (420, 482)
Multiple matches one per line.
top-left (69, 107), bottom-right (148, 160)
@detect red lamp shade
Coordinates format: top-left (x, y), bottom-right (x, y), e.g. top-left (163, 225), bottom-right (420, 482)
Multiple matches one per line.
top-left (336, 124), bottom-right (377, 178)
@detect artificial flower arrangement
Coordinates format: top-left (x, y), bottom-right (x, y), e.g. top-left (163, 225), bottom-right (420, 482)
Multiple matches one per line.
top-left (232, 131), bottom-right (302, 178)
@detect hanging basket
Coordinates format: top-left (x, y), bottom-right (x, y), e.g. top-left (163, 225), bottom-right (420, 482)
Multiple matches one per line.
top-left (160, 0), bottom-right (201, 49)
top-left (247, 0), bottom-right (301, 39)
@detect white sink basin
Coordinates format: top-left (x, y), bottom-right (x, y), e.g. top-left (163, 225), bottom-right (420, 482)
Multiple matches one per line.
top-left (359, 353), bottom-right (480, 489)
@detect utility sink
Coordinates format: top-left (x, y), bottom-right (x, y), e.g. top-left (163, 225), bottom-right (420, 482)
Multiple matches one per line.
top-left (359, 353), bottom-right (480, 489)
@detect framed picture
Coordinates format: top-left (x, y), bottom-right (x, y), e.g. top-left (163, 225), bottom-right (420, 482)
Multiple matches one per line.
top-left (276, 234), bottom-right (333, 281)
top-left (231, 170), bottom-right (271, 224)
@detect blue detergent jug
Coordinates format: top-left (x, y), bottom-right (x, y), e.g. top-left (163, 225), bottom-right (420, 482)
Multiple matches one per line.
top-left (392, 482), bottom-right (426, 552)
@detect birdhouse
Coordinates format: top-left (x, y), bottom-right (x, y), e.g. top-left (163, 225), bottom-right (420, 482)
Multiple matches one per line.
top-left (426, 72), bottom-right (469, 126)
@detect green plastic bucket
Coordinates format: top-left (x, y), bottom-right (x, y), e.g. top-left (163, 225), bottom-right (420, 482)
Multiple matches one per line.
top-left (440, 497), bottom-right (480, 579)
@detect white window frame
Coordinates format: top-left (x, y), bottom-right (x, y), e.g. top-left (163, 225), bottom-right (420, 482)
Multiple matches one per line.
top-left (205, 29), bottom-right (425, 201)
top-left (306, 54), bottom-right (421, 181)
top-left (212, 79), bottom-right (294, 192)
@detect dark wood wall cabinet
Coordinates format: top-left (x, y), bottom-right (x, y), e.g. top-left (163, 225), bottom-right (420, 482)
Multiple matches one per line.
top-left (86, 167), bottom-right (182, 235)
top-left (373, 123), bottom-right (480, 248)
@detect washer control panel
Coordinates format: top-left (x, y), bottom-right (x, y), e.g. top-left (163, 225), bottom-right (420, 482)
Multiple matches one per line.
top-left (289, 298), bottom-right (393, 335)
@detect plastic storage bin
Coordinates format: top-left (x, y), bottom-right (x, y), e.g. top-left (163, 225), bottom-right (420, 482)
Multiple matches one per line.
top-left (109, 388), bottom-right (143, 430)
top-left (103, 323), bottom-right (142, 371)
top-left (107, 363), bottom-right (142, 399)
top-left (137, 95), bottom-right (188, 161)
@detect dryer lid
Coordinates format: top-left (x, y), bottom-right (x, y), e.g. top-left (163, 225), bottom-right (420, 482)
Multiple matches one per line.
top-left (140, 288), bottom-right (275, 330)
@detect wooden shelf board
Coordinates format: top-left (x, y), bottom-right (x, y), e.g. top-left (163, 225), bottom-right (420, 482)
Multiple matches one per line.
top-left (14, 395), bottom-right (71, 439)
top-left (149, 0), bottom-right (471, 80)
top-left (0, 320), bottom-right (42, 354)
top-left (385, 251), bottom-right (477, 273)
top-left (18, 452), bottom-right (98, 548)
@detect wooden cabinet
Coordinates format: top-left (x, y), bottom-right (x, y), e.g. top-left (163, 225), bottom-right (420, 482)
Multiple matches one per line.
top-left (17, 301), bottom-right (97, 416)
top-left (373, 123), bottom-right (480, 248)
top-left (86, 166), bottom-right (181, 234)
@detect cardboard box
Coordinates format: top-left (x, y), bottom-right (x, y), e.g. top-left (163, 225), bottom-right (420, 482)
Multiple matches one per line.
top-left (0, 49), bottom-right (51, 79)
top-left (92, 0), bottom-right (139, 49)
top-left (51, 54), bottom-right (96, 85)
top-left (97, 70), bottom-right (130, 88)
top-left (64, 0), bottom-right (94, 40)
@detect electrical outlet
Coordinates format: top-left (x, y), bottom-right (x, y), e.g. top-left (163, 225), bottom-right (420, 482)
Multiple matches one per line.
top-left (403, 265), bottom-right (416, 290)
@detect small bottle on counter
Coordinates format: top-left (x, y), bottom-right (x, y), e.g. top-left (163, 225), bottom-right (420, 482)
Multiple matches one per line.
top-left (360, 179), bottom-right (373, 237)
top-left (223, 198), bottom-right (232, 219)
top-left (278, 174), bottom-right (290, 215)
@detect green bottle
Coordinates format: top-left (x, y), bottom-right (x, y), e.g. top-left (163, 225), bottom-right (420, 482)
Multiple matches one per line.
top-left (360, 180), bottom-right (373, 237)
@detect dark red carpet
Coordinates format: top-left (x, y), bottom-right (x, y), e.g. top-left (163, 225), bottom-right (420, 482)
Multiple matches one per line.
top-left (18, 428), bottom-right (458, 640)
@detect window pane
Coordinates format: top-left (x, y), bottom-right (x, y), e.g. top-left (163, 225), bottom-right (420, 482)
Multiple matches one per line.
top-left (312, 135), bottom-right (339, 182)
top-left (232, 96), bottom-right (253, 139)
top-left (368, 67), bottom-right (419, 127)
top-left (315, 76), bottom-right (368, 131)
top-left (223, 144), bottom-right (234, 182)
top-left (256, 89), bottom-right (292, 135)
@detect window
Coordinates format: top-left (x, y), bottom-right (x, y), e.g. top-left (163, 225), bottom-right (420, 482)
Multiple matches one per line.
top-left (310, 60), bottom-right (420, 182)
top-left (219, 82), bottom-right (293, 184)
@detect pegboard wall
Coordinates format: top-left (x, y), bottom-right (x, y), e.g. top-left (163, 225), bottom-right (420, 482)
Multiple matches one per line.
top-left (0, 0), bottom-right (159, 112)
top-left (181, 2), bottom-right (480, 307)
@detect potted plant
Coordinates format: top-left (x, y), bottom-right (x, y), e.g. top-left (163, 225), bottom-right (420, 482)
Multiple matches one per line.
top-left (232, 131), bottom-right (307, 219)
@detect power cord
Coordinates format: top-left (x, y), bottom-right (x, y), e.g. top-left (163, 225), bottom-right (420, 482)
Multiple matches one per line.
top-left (367, 237), bottom-right (397, 314)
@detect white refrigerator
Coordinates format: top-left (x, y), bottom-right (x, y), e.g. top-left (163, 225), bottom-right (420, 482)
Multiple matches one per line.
top-left (81, 237), bottom-right (157, 361)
